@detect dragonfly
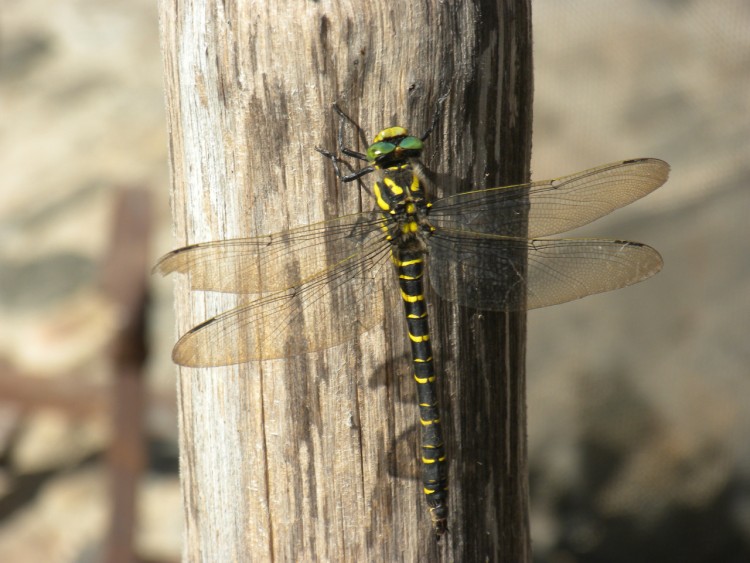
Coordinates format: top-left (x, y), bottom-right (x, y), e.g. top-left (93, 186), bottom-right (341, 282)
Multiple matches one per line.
top-left (155, 112), bottom-right (669, 537)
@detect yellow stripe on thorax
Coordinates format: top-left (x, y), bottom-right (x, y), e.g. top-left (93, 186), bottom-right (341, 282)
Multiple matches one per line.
top-left (373, 182), bottom-right (390, 212)
top-left (383, 177), bottom-right (404, 196)
top-left (409, 174), bottom-right (421, 193)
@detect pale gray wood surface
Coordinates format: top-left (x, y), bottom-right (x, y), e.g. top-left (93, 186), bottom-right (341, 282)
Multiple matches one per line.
top-left (159, 0), bottom-right (532, 560)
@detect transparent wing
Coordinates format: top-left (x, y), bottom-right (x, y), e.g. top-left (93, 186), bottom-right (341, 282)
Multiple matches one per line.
top-left (154, 210), bottom-right (385, 293)
top-left (170, 242), bottom-right (393, 367)
top-left (429, 158), bottom-right (669, 238)
top-left (428, 230), bottom-right (663, 311)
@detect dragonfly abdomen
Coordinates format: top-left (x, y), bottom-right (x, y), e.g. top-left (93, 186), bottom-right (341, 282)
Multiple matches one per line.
top-left (393, 248), bottom-right (448, 536)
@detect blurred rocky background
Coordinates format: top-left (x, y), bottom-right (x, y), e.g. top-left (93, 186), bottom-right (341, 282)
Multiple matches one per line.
top-left (529, 2), bottom-right (750, 562)
top-left (0, 1), bottom-right (179, 561)
top-left (0, 1), bottom-right (748, 561)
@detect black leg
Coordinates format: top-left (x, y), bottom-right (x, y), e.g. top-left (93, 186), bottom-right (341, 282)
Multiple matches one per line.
top-left (342, 147), bottom-right (368, 162)
top-left (318, 103), bottom-right (376, 184)
top-left (332, 103), bottom-right (369, 150)
top-left (315, 146), bottom-right (374, 183)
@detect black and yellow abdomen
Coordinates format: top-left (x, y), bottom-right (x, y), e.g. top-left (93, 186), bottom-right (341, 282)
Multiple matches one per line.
top-left (392, 248), bottom-right (448, 534)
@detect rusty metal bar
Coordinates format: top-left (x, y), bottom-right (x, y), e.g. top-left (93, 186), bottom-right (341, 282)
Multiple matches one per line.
top-left (99, 187), bottom-right (151, 563)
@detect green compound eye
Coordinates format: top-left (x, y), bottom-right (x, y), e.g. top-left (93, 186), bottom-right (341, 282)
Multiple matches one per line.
top-left (367, 141), bottom-right (397, 162)
top-left (399, 136), bottom-right (423, 151)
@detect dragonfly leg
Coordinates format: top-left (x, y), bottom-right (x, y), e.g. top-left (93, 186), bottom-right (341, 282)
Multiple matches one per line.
top-left (315, 146), bottom-right (374, 183)
top-left (332, 103), bottom-right (370, 154)
top-left (342, 147), bottom-right (368, 162)
top-left (318, 104), bottom-right (377, 184)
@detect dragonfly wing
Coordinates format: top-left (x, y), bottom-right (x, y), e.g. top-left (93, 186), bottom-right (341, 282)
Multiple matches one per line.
top-left (428, 230), bottom-right (663, 311)
top-left (427, 231), bottom-right (529, 310)
top-left (429, 158), bottom-right (669, 238)
top-left (154, 210), bottom-right (384, 293)
top-left (523, 238), bottom-right (662, 309)
top-left (172, 243), bottom-right (392, 366)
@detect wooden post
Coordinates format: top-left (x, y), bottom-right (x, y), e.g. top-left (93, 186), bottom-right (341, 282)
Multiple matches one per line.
top-left (159, 0), bottom-right (532, 560)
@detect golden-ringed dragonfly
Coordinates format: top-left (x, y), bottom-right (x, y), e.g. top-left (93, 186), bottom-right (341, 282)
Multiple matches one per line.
top-left (155, 110), bottom-right (669, 537)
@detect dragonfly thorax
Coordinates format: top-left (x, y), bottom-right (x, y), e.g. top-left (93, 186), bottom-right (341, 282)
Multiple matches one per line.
top-left (374, 166), bottom-right (435, 254)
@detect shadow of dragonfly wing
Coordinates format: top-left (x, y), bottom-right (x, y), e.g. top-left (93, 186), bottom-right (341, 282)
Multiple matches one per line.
top-left (429, 158), bottom-right (669, 238)
top-left (428, 231), bottom-right (663, 311)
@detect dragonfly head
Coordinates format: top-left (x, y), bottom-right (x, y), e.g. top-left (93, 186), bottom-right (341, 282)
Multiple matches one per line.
top-left (367, 126), bottom-right (424, 165)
